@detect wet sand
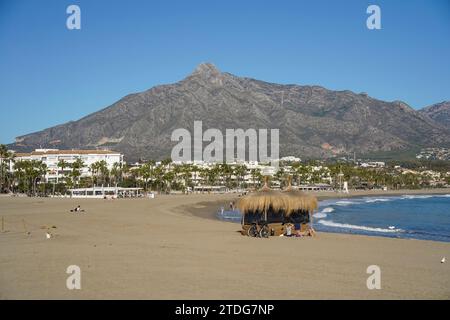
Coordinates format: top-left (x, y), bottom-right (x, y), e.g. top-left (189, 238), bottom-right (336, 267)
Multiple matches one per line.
top-left (0, 190), bottom-right (449, 299)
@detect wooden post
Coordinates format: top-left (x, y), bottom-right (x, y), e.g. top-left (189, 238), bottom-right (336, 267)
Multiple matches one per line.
top-left (22, 219), bottom-right (28, 234)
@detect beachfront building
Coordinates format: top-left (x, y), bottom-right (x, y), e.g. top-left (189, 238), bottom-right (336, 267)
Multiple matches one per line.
top-left (297, 183), bottom-right (333, 191)
top-left (193, 185), bottom-right (228, 193)
top-left (68, 186), bottom-right (143, 198)
top-left (13, 148), bottom-right (124, 183)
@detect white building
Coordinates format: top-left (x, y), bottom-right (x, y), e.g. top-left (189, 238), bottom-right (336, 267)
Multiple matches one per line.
top-left (360, 161), bottom-right (385, 168)
top-left (13, 149), bottom-right (124, 183)
top-left (280, 156), bottom-right (301, 162)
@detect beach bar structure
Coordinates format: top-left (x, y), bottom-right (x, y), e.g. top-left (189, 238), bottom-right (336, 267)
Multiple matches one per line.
top-left (297, 183), bottom-right (333, 192)
top-left (193, 185), bottom-right (228, 193)
top-left (238, 177), bottom-right (318, 236)
top-left (68, 187), bottom-right (143, 198)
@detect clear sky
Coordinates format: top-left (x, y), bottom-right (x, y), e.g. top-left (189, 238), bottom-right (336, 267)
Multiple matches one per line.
top-left (0, 0), bottom-right (449, 144)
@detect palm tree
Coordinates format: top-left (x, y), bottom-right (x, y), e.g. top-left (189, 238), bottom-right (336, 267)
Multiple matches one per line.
top-left (57, 159), bottom-right (69, 184)
top-left (295, 165), bottom-right (311, 186)
top-left (162, 170), bottom-right (175, 193)
top-left (160, 158), bottom-right (173, 191)
top-left (180, 164), bottom-right (194, 193)
top-left (70, 158), bottom-right (85, 187)
top-left (121, 163), bottom-right (129, 183)
top-left (274, 167), bottom-right (286, 187)
top-left (34, 161), bottom-right (48, 195)
top-left (139, 162), bottom-right (153, 191)
top-left (249, 168), bottom-right (262, 189)
top-left (98, 160), bottom-right (109, 186)
top-left (218, 163), bottom-right (233, 188)
top-left (152, 165), bottom-right (164, 193)
top-left (89, 162), bottom-right (99, 186)
top-left (233, 165), bottom-right (247, 189)
top-left (90, 160), bottom-right (108, 186)
top-left (0, 144), bottom-right (13, 192)
top-left (110, 162), bottom-right (122, 186)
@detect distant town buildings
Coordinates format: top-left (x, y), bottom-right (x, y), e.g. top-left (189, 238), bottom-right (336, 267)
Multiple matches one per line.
top-left (416, 148), bottom-right (450, 161)
top-left (2, 148), bottom-right (449, 194)
top-left (280, 156), bottom-right (301, 162)
top-left (359, 161), bottom-right (385, 168)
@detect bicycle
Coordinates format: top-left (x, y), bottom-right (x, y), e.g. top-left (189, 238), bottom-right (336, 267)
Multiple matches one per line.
top-left (247, 220), bottom-right (270, 238)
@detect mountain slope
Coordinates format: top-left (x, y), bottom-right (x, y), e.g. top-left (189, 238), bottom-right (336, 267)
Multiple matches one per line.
top-left (419, 101), bottom-right (450, 128)
top-left (9, 63), bottom-right (450, 161)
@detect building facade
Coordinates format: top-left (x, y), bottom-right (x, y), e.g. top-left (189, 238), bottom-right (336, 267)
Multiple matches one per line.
top-left (13, 149), bottom-right (124, 183)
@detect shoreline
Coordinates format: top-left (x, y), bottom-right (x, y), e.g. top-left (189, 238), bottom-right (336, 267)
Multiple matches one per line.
top-left (185, 188), bottom-right (450, 226)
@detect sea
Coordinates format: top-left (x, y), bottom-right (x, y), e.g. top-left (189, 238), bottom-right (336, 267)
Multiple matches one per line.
top-left (217, 194), bottom-right (450, 242)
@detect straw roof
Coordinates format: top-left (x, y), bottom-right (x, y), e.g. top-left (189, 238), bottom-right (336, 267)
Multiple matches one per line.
top-left (238, 186), bottom-right (288, 214)
top-left (238, 177), bottom-right (317, 215)
top-left (282, 177), bottom-right (318, 214)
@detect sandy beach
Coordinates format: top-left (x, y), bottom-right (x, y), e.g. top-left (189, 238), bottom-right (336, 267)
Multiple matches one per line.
top-left (0, 190), bottom-right (449, 299)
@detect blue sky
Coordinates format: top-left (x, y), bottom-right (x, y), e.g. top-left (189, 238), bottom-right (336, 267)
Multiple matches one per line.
top-left (0, 0), bottom-right (449, 143)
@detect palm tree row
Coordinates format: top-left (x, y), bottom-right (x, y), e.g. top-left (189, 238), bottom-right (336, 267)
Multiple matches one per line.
top-left (131, 160), bottom-right (262, 193)
top-left (1, 143), bottom-right (438, 195)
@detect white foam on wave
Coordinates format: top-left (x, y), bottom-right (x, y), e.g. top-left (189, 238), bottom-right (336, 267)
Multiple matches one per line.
top-left (335, 200), bottom-right (354, 206)
top-left (365, 198), bottom-right (391, 203)
top-left (314, 207), bottom-right (334, 219)
top-left (318, 220), bottom-right (403, 233)
top-left (401, 195), bottom-right (433, 200)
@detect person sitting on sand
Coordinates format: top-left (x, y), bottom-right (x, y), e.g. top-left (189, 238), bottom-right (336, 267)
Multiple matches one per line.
top-left (285, 223), bottom-right (293, 237)
top-left (70, 205), bottom-right (85, 213)
top-left (295, 226), bottom-right (316, 237)
top-left (307, 227), bottom-right (316, 237)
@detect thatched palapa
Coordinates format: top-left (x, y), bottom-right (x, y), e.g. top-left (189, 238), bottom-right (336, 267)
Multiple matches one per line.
top-left (237, 183), bottom-right (288, 217)
top-left (238, 177), bottom-right (318, 216)
top-left (239, 176), bottom-right (318, 236)
top-left (282, 177), bottom-right (318, 215)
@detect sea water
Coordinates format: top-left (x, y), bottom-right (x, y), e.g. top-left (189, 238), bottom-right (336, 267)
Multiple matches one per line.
top-left (217, 194), bottom-right (450, 242)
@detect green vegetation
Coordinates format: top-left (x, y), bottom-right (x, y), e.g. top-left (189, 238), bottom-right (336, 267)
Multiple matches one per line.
top-left (1, 143), bottom-right (449, 196)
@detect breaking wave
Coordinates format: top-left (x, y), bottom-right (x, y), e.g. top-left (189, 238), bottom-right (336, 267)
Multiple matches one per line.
top-left (335, 200), bottom-right (355, 206)
top-left (314, 207), bottom-right (334, 219)
top-left (365, 198), bottom-right (391, 203)
top-left (401, 195), bottom-right (433, 200)
top-left (318, 220), bottom-right (403, 233)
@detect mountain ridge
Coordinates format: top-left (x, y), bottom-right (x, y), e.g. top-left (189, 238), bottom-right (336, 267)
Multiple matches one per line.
top-left (9, 63), bottom-right (450, 161)
top-left (419, 101), bottom-right (450, 128)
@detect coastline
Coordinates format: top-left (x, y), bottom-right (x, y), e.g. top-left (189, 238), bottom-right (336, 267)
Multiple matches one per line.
top-left (0, 192), bottom-right (449, 299)
top-left (186, 188), bottom-right (450, 222)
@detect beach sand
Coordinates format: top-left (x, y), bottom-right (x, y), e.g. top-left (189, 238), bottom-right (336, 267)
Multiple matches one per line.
top-left (0, 190), bottom-right (449, 299)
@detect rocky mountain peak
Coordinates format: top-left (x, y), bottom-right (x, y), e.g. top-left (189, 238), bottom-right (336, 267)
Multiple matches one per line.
top-left (194, 62), bottom-right (220, 74)
top-left (187, 62), bottom-right (224, 84)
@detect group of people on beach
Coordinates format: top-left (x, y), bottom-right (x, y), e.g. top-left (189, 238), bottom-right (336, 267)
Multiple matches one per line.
top-left (283, 223), bottom-right (316, 237)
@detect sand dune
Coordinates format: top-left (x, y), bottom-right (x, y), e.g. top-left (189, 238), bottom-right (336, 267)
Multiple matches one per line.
top-left (0, 193), bottom-right (449, 299)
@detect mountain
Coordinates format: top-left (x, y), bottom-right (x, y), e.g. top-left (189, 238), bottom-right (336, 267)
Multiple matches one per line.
top-left (9, 63), bottom-right (450, 161)
top-left (419, 101), bottom-right (450, 128)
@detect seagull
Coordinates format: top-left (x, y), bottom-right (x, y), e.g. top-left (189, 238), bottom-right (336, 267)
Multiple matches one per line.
top-left (46, 232), bottom-right (52, 239)
top-left (441, 257), bottom-right (446, 263)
